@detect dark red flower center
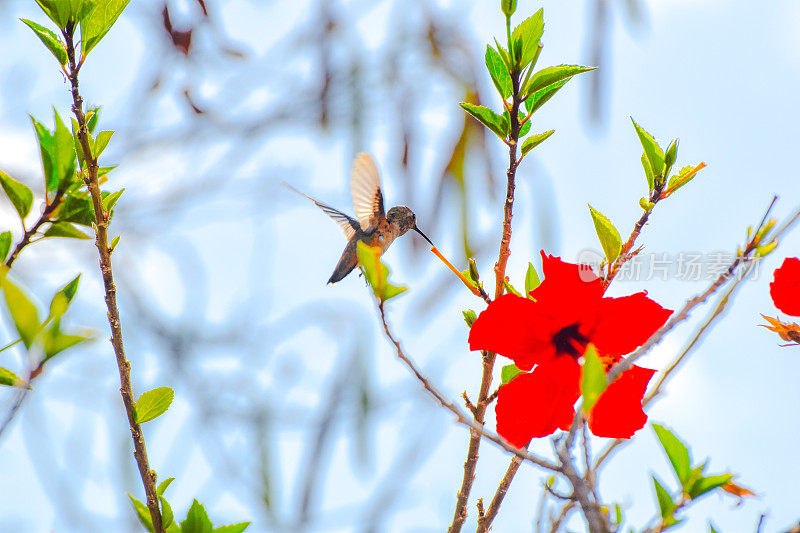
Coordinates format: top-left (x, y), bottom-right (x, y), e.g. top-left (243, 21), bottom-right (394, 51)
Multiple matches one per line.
top-left (552, 324), bottom-right (589, 358)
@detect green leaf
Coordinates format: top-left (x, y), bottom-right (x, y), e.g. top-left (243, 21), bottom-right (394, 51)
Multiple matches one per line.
top-left (664, 138), bottom-right (678, 177)
top-left (503, 280), bottom-right (521, 297)
top-left (666, 164), bottom-right (705, 195)
top-left (81, 0), bottom-right (131, 56)
top-left (709, 522), bottom-right (719, 533)
top-left (31, 112), bottom-right (76, 193)
top-left (51, 274), bottom-right (81, 315)
top-left (688, 473), bottom-right (733, 500)
top-left (493, 38), bottom-right (511, 69)
top-left (641, 153), bottom-right (655, 192)
top-left (518, 111), bottom-right (531, 137)
top-left (580, 344), bottom-right (607, 412)
top-left (501, 363), bottom-right (524, 384)
top-left (0, 367), bottom-right (27, 388)
top-left (213, 524), bottom-right (250, 533)
top-left (57, 193), bottom-right (95, 226)
top-left (524, 79), bottom-right (568, 116)
top-left (86, 107), bottom-right (101, 134)
top-left (110, 235), bottom-right (120, 251)
top-left (588, 205), bottom-right (622, 263)
top-left (43, 222), bottom-right (91, 239)
top-left (128, 494), bottom-right (154, 533)
top-left (42, 326), bottom-right (90, 361)
top-left (524, 262), bottom-right (540, 296)
top-left (135, 386), bottom-right (174, 423)
top-left (652, 476), bottom-right (675, 520)
top-left (34, 0), bottom-right (70, 28)
top-left (0, 231), bottom-right (10, 263)
top-left (160, 496), bottom-right (174, 530)
top-left (181, 499), bottom-right (213, 533)
top-left (157, 477), bottom-right (175, 497)
top-left (20, 19), bottom-right (67, 65)
top-left (1, 275), bottom-right (41, 349)
top-left (520, 130), bottom-right (554, 157)
top-left (102, 188), bottom-right (124, 212)
top-left (614, 504), bottom-right (623, 525)
top-left (652, 424), bottom-right (691, 486)
top-left (462, 309), bottom-right (477, 328)
top-left (523, 65), bottom-right (596, 97)
top-left (93, 130), bottom-right (114, 158)
top-left (0, 172), bottom-right (34, 220)
top-left (631, 118), bottom-right (665, 181)
top-left (485, 46), bottom-right (512, 99)
top-left (356, 241), bottom-right (407, 302)
top-left (510, 10), bottom-right (544, 70)
top-left (459, 103), bottom-right (507, 139)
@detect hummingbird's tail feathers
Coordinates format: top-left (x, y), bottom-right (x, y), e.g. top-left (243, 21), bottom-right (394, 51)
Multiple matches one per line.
top-left (328, 239), bottom-right (359, 284)
top-left (282, 181), bottom-right (360, 241)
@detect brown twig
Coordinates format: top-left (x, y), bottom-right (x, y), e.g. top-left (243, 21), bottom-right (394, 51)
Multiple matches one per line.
top-left (376, 302), bottom-right (558, 470)
top-left (5, 188), bottom-right (65, 268)
top-left (548, 501), bottom-right (575, 533)
top-left (63, 25), bottom-right (163, 533)
top-left (476, 453), bottom-right (524, 533)
top-left (448, 34), bottom-right (525, 533)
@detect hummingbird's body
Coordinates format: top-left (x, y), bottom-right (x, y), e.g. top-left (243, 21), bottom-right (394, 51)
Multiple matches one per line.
top-left (284, 153), bottom-right (431, 284)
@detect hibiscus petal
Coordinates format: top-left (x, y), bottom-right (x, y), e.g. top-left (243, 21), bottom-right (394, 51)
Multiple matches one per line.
top-left (468, 294), bottom-right (556, 370)
top-left (591, 292), bottom-right (672, 356)
top-left (587, 365), bottom-right (655, 438)
top-left (770, 257), bottom-right (800, 317)
top-left (530, 252), bottom-right (604, 331)
top-left (495, 358), bottom-right (580, 447)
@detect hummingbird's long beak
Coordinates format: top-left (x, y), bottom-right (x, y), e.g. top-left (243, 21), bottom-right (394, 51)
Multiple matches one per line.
top-left (414, 225), bottom-right (434, 246)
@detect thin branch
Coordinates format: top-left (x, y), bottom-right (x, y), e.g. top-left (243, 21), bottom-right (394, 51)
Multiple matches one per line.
top-left (375, 302), bottom-right (558, 471)
top-left (548, 501), bottom-right (575, 533)
top-left (5, 188), bottom-right (65, 268)
top-left (63, 24), bottom-right (163, 533)
top-left (476, 454), bottom-right (524, 532)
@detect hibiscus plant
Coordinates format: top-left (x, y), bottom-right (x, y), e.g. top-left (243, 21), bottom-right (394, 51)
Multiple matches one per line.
top-left (358, 2), bottom-right (800, 532)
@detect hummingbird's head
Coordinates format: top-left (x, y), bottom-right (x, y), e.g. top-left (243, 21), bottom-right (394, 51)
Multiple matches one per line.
top-left (387, 206), bottom-right (416, 236)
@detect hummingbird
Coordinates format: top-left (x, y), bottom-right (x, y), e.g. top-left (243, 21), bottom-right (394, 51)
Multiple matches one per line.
top-left (284, 152), bottom-right (433, 284)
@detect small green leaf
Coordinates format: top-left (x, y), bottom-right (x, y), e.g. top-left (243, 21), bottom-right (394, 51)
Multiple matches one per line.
top-left (688, 473), bottom-right (733, 500)
top-left (503, 280), bottom-right (521, 297)
top-left (588, 205), bottom-right (622, 263)
top-left (664, 138), bottom-right (678, 176)
top-left (652, 424), bottom-right (692, 486)
top-left (20, 19), bottom-right (67, 65)
top-left (0, 172), bottom-right (34, 220)
top-left (510, 10), bottom-right (544, 70)
top-left (0, 367), bottom-right (27, 388)
top-left (652, 476), bottom-right (675, 520)
top-left (102, 188), bottom-right (124, 212)
top-left (94, 130), bottom-right (114, 158)
top-left (43, 222), bottom-right (91, 239)
top-left (212, 524), bottom-right (251, 533)
top-left (459, 103), bottom-right (507, 139)
top-left (641, 153), bottom-right (655, 192)
top-left (501, 363), bottom-right (524, 384)
top-left (110, 235), bottom-right (121, 251)
top-left (86, 107), bottom-right (101, 133)
top-left (160, 496), bottom-right (174, 530)
top-left (135, 386), bottom-right (174, 423)
top-left (493, 38), bottom-right (511, 69)
top-left (157, 477), bottom-right (175, 497)
top-left (460, 270), bottom-right (478, 289)
top-left (631, 118), bottom-right (665, 182)
top-left (709, 522), bottom-right (719, 533)
top-left (57, 193), bottom-right (95, 227)
top-left (518, 111), bottom-right (531, 137)
top-left (128, 494), bottom-right (154, 533)
top-left (524, 79), bottom-right (568, 116)
top-left (523, 65), bottom-right (596, 97)
top-left (52, 274), bottom-right (81, 314)
top-left (462, 309), bottom-right (477, 328)
top-left (581, 344), bottom-right (607, 412)
top-left (53, 110), bottom-right (77, 192)
top-left (81, 0), bottom-right (131, 56)
top-left (0, 231), bottom-right (12, 263)
top-left (34, 0), bottom-right (71, 29)
top-left (181, 499), bottom-right (213, 533)
top-left (485, 46), bottom-right (512, 99)
top-left (666, 163), bottom-right (705, 195)
top-left (356, 241), bottom-right (407, 302)
top-left (1, 275), bottom-right (41, 349)
top-left (520, 130), bottom-right (554, 156)
top-left (42, 327), bottom-right (90, 361)
top-left (614, 504), bottom-right (623, 525)
top-left (525, 262), bottom-right (540, 296)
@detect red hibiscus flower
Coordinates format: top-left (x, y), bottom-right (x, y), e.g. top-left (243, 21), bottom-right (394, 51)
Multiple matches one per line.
top-left (770, 257), bottom-right (800, 316)
top-left (469, 252), bottom-right (671, 447)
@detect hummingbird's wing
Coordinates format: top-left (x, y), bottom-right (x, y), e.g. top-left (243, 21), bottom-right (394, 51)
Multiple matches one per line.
top-left (350, 152), bottom-right (385, 232)
top-left (282, 182), bottom-right (360, 240)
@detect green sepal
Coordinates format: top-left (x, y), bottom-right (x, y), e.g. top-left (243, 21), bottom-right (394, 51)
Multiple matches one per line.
top-left (588, 205), bottom-right (622, 263)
